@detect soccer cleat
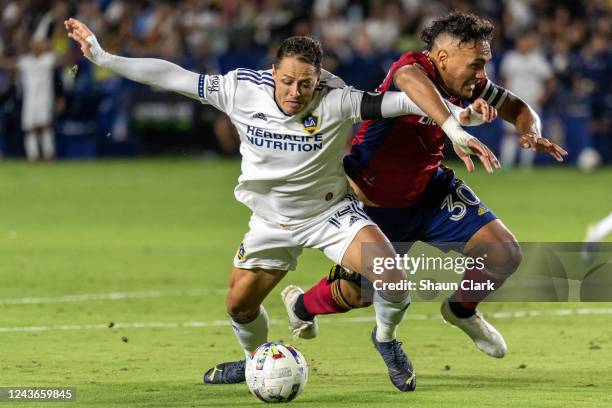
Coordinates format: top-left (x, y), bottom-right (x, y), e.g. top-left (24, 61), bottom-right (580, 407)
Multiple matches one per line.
top-left (203, 360), bottom-right (246, 384)
top-left (370, 326), bottom-right (416, 392)
top-left (441, 298), bottom-right (507, 358)
top-left (281, 285), bottom-right (319, 339)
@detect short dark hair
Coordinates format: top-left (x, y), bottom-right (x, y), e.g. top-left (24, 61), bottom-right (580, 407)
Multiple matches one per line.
top-left (276, 36), bottom-right (323, 72)
top-left (420, 11), bottom-right (494, 50)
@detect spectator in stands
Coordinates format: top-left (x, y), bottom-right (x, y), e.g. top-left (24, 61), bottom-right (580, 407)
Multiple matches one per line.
top-left (0, 37), bottom-right (64, 161)
top-left (499, 29), bottom-right (555, 168)
top-left (581, 30), bottom-right (611, 163)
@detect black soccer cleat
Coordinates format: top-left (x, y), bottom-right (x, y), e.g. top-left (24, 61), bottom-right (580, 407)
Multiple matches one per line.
top-left (370, 326), bottom-right (416, 392)
top-left (203, 360), bottom-right (246, 384)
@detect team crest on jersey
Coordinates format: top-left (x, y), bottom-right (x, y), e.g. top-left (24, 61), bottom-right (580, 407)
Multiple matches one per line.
top-left (302, 113), bottom-right (320, 134)
top-left (236, 242), bottom-right (246, 261)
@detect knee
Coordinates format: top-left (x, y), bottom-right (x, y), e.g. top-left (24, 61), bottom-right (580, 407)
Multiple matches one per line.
top-left (377, 268), bottom-right (410, 303)
top-left (226, 293), bottom-right (260, 323)
top-left (485, 241), bottom-right (523, 279)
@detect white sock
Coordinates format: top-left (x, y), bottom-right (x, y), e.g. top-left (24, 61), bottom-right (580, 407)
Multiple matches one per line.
top-left (24, 132), bottom-right (39, 161)
top-left (373, 291), bottom-right (411, 343)
top-left (231, 305), bottom-right (269, 356)
top-left (41, 128), bottom-right (55, 160)
top-left (500, 134), bottom-right (517, 167)
top-left (589, 213), bottom-right (612, 242)
top-left (519, 147), bottom-right (535, 169)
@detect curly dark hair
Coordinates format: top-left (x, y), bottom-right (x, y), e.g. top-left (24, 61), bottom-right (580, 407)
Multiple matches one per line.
top-left (276, 36), bottom-right (323, 72)
top-left (420, 11), bottom-right (494, 50)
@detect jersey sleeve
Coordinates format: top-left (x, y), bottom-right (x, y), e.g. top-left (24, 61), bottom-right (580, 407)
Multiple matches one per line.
top-left (197, 70), bottom-right (238, 114)
top-left (325, 86), bottom-right (365, 124)
top-left (470, 78), bottom-right (509, 109)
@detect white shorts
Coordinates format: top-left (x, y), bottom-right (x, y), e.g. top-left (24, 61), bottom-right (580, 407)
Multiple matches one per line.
top-left (234, 194), bottom-right (376, 271)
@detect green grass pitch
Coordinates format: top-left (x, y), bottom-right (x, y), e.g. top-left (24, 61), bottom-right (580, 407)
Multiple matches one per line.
top-left (0, 159), bottom-right (611, 407)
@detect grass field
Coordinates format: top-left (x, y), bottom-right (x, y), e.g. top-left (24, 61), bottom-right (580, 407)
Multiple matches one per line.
top-left (1, 159), bottom-right (611, 407)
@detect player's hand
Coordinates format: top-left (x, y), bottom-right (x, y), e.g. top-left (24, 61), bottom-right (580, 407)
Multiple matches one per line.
top-left (459, 98), bottom-right (497, 126)
top-left (453, 138), bottom-right (501, 174)
top-left (64, 18), bottom-right (94, 59)
top-left (518, 132), bottom-right (568, 162)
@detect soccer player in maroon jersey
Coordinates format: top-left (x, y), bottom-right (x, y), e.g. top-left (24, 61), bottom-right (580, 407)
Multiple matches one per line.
top-left (282, 11), bottom-right (568, 383)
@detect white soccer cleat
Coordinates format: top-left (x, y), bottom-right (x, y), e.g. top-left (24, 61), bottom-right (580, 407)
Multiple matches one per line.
top-left (281, 285), bottom-right (319, 339)
top-left (441, 299), bottom-right (507, 358)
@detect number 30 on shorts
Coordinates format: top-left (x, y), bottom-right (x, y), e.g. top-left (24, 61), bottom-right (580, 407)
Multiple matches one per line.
top-left (441, 184), bottom-right (481, 221)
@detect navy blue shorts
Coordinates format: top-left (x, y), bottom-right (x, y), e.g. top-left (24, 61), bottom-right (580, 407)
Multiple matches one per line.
top-left (363, 166), bottom-right (497, 253)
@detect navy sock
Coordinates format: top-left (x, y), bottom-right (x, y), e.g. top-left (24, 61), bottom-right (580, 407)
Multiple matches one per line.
top-left (448, 294), bottom-right (476, 318)
top-left (293, 294), bottom-right (315, 321)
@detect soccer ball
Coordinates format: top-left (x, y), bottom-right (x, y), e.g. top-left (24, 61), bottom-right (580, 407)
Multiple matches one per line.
top-left (245, 342), bottom-right (308, 403)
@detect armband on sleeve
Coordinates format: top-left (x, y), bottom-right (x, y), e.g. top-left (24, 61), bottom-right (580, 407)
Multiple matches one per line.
top-left (360, 92), bottom-right (385, 120)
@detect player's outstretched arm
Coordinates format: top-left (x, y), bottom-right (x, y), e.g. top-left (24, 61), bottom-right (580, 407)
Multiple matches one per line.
top-left (497, 91), bottom-right (567, 161)
top-left (64, 18), bottom-right (200, 100)
top-left (336, 86), bottom-right (500, 173)
top-left (375, 92), bottom-right (495, 126)
top-left (393, 64), bottom-right (458, 127)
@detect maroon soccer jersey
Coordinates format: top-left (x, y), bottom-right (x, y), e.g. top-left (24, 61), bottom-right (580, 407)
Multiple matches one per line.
top-left (344, 51), bottom-right (506, 207)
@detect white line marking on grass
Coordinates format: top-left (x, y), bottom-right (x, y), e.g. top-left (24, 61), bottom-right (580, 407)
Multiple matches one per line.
top-left (1, 308), bottom-right (612, 334)
top-left (0, 289), bottom-right (226, 305)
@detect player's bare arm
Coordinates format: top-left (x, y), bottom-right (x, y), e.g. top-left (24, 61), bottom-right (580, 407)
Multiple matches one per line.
top-left (497, 91), bottom-right (567, 161)
top-left (393, 65), bottom-right (499, 173)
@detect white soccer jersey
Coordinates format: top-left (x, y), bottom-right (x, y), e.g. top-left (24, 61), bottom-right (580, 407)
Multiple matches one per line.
top-left (198, 69), bottom-right (365, 225)
top-left (500, 50), bottom-right (552, 112)
top-left (17, 52), bottom-right (56, 129)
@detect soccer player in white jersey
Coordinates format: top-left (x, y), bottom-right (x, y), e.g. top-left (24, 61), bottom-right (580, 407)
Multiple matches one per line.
top-left (65, 17), bottom-right (499, 392)
top-left (499, 30), bottom-right (555, 168)
top-left (0, 38), bottom-right (59, 161)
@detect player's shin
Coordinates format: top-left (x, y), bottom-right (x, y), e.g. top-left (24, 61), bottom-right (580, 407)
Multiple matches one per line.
top-left (230, 305), bottom-right (269, 357)
top-left (298, 277), bottom-right (352, 320)
top-left (24, 131), bottom-right (39, 161)
top-left (450, 266), bottom-right (505, 316)
top-left (373, 290), bottom-right (411, 342)
top-left (41, 128), bottom-right (55, 160)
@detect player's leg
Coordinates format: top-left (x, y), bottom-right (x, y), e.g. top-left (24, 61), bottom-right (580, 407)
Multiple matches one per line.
top-left (281, 265), bottom-right (368, 339)
top-left (341, 224), bottom-right (415, 391)
top-left (286, 264), bottom-right (368, 318)
top-left (286, 204), bottom-right (415, 330)
top-left (440, 219), bottom-right (520, 358)
top-left (422, 173), bottom-right (520, 358)
top-left (23, 129), bottom-right (39, 161)
top-left (285, 196), bottom-right (415, 391)
top-left (204, 215), bottom-right (299, 385)
top-left (500, 125), bottom-right (518, 167)
top-left (451, 219), bottom-right (521, 313)
top-left (227, 266), bottom-right (287, 354)
top-left (204, 265), bottom-right (287, 385)
top-left (284, 223), bottom-right (407, 341)
top-left (519, 148), bottom-right (535, 169)
top-left (582, 212), bottom-right (612, 261)
top-left (40, 125), bottom-right (56, 160)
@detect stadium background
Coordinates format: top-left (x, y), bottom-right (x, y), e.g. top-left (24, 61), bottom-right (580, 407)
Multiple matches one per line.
top-left (0, 0), bottom-right (610, 165)
top-left (1, 1), bottom-right (611, 407)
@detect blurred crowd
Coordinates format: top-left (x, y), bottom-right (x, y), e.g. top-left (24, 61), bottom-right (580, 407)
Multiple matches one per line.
top-left (0, 0), bottom-right (610, 165)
